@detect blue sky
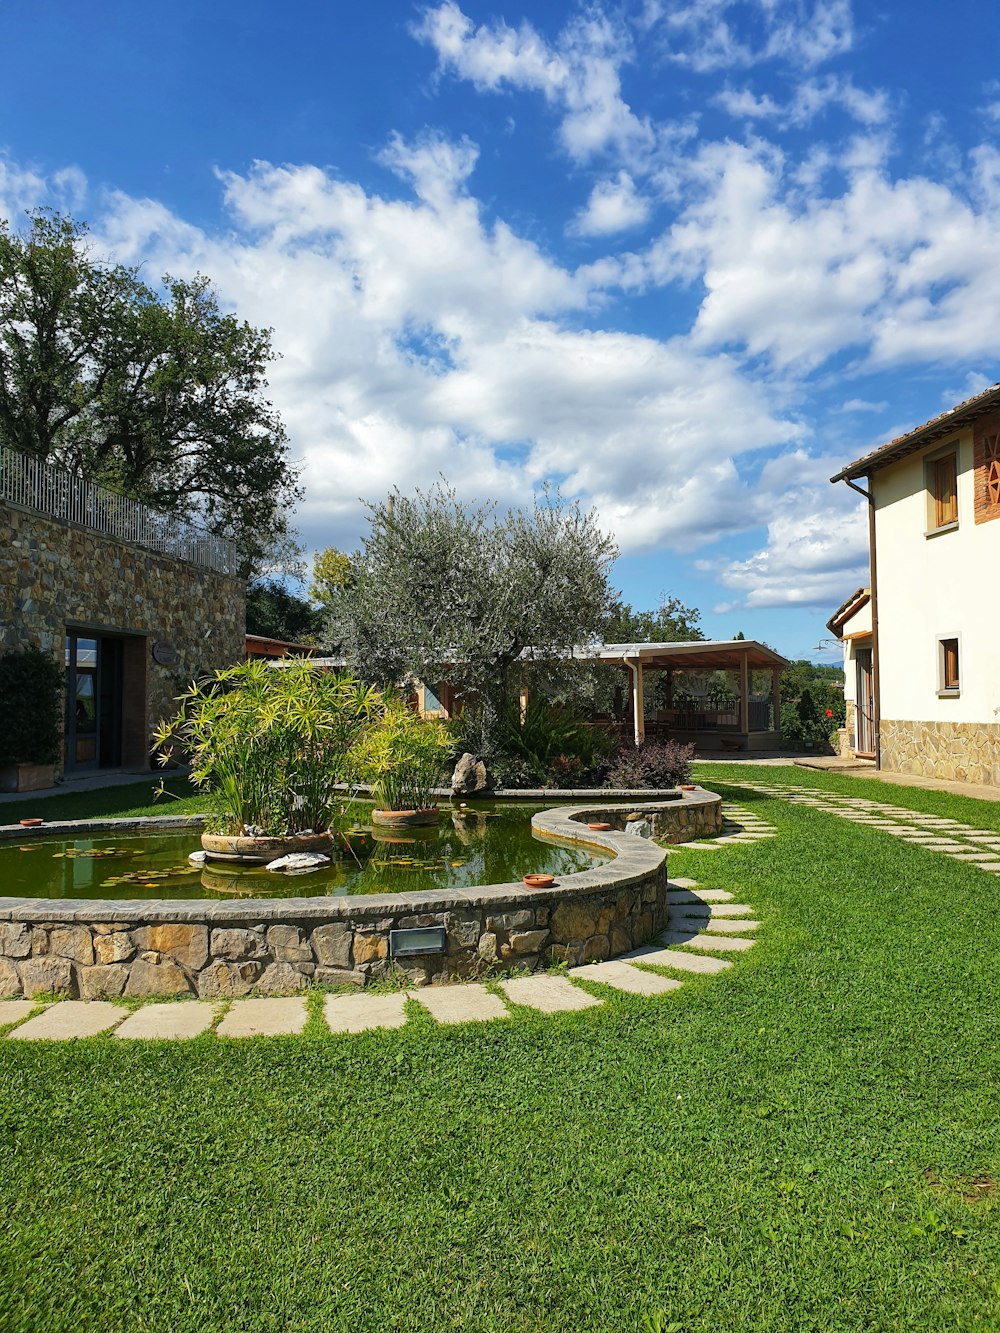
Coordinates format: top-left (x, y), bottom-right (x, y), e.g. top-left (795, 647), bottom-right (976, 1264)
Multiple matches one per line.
top-left (4, 0), bottom-right (999, 660)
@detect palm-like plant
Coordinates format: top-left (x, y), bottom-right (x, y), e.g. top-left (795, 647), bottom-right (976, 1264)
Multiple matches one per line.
top-left (154, 659), bottom-right (382, 835)
top-left (354, 703), bottom-right (454, 813)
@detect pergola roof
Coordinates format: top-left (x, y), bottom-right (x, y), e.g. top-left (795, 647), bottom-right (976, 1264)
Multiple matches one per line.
top-left (586, 639), bottom-right (789, 670)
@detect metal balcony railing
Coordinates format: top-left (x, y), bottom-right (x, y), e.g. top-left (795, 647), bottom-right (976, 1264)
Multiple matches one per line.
top-left (0, 446), bottom-right (241, 575)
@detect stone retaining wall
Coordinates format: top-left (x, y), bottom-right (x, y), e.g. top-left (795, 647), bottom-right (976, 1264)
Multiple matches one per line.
top-left (560, 788), bottom-right (723, 843)
top-left (881, 718), bottom-right (1000, 787)
top-left (0, 806), bottom-right (673, 998)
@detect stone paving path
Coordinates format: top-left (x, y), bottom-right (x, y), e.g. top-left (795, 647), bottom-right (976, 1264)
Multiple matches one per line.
top-left (0, 875), bottom-right (759, 1040)
top-left (680, 802), bottom-right (778, 851)
top-left (736, 781), bottom-right (1000, 873)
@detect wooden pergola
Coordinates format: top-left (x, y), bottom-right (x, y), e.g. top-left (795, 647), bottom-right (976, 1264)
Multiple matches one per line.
top-left (582, 640), bottom-right (790, 750)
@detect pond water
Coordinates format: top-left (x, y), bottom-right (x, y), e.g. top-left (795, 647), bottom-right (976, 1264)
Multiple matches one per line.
top-left (1, 804), bottom-right (608, 901)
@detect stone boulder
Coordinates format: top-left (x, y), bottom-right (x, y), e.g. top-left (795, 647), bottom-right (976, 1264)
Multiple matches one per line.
top-left (451, 753), bottom-right (493, 795)
top-left (266, 852), bottom-right (330, 874)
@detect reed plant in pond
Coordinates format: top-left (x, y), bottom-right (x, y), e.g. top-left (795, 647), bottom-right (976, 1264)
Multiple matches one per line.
top-left (153, 659), bottom-right (382, 835)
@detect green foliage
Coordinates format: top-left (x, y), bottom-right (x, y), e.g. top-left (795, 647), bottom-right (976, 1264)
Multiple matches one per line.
top-left (245, 578), bottom-right (324, 644)
top-left (487, 697), bottom-right (614, 788)
top-left (152, 659), bottom-right (381, 835)
top-left (329, 481), bottom-right (618, 750)
top-left (606, 738), bottom-right (694, 788)
top-left (0, 211), bottom-right (301, 576)
top-left (0, 647), bottom-right (63, 766)
top-left (604, 594), bottom-right (705, 643)
top-left (352, 703), bottom-right (454, 812)
top-left (780, 682), bottom-right (845, 748)
top-left (309, 547), bottom-right (354, 605)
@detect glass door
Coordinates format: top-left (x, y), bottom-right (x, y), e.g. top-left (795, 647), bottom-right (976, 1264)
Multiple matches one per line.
top-left (64, 634), bottom-right (124, 771)
top-left (855, 647), bottom-right (875, 756)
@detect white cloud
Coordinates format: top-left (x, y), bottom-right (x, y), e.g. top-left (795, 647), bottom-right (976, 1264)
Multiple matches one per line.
top-left (0, 155), bottom-right (49, 219)
top-left (413, 2), bottom-right (655, 166)
top-left (705, 451), bottom-right (869, 608)
top-left (656, 0), bottom-right (853, 73)
top-left (569, 171), bottom-right (651, 236)
top-left (716, 75), bottom-right (890, 128)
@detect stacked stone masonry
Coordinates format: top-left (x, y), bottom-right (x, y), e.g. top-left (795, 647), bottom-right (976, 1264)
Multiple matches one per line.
top-left (880, 718), bottom-right (1000, 787)
top-left (0, 501), bottom-right (245, 772)
top-left (0, 803), bottom-right (681, 996)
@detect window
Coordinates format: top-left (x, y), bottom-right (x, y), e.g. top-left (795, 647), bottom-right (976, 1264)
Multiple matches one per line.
top-left (930, 452), bottom-right (958, 529)
top-left (939, 637), bottom-right (960, 694)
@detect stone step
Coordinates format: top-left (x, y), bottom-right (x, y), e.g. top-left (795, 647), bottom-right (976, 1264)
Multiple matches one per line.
top-left (216, 997), bottom-right (308, 1037)
top-left (700, 917), bottom-right (760, 933)
top-left (666, 888), bottom-right (733, 903)
top-left (0, 1000), bottom-right (36, 1029)
top-left (670, 903), bottom-right (755, 918)
top-left (410, 983), bottom-right (509, 1025)
top-left (625, 946), bottom-right (731, 974)
top-left (568, 960), bottom-right (684, 995)
top-left (667, 877), bottom-right (701, 889)
top-left (659, 931), bottom-right (755, 953)
top-left (114, 1002), bottom-right (218, 1040)
top-left (499, 975), bottom-right (603, 1014)
top-left (7, 1000), bottom-right (123, 1041)
top-left (324, 992), bottom-right (408, 1033)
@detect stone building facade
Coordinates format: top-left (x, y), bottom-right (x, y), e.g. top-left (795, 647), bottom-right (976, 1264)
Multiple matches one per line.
top-left (0, 498), bottom-right (245, 777)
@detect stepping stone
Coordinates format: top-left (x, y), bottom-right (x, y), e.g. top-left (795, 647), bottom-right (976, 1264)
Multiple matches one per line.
top-left (114, 1002), bottom-right (218, 1040)
top-left (669, 877), bottom-right (701, 889)
top-left (7, 1001), bottom-right (123, 1041)
top-left (625, 946), bottom-right (731, 974)
top-left (499, 975), bottom-right (602, 1014)
top-left (217, 998), bottom-right (308, 1037)
top-left (410, 984), bottom-right (509, 1025)
top-left (682, 842), bottom-right (723, 851)
top-left (0, 1000), bottom-right (37, 1028)
top-left (659, 931), bottom-right (755, 953)
top-left (569, 960), bottom-right (683, 996)
top-left (707, 903), bottom-right (756, 916)
top-left (324, 992), bottom-right (408, 1034)
top-left (702, 918), bottom-right (760, 933)
top-left (666, 890), bottom-right (733, 905)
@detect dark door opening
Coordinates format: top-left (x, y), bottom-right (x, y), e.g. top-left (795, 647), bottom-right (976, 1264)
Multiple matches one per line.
top-left (855, 646), bottom-right (875, 757)
top-left (65, 633), bottom-right (125, 772)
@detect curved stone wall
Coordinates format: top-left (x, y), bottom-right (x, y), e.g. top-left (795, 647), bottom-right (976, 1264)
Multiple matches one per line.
top-left (0, 807), bottom-right (675, 997)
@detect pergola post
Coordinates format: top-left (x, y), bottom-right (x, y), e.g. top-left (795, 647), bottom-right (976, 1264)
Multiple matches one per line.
top-left (630, 657), bottom-right (645, 746)
top-left (739, 651), bottom-right (749, 734)
top-left (771, 667), bottom-right (782, 733)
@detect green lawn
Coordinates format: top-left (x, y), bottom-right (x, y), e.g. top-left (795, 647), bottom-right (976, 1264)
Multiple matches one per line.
top-left (2, 766), bottom-right (1000, 1330)
top-left (0, 773), bottom-right (208, 824)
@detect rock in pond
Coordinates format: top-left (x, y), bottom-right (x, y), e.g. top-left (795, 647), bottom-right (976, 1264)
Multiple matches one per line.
top-left (265, 852), bottom-right (331, 874)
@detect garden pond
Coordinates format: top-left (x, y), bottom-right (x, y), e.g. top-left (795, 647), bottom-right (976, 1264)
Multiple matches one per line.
top-left (1, 803), bottom-right (609, 901)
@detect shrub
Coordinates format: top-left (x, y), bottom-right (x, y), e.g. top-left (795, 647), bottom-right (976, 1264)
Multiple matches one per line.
top-left (0, 647), bottom-right (63, 766)
top-left (153, 659), bottom-right (382, 835)
top-left (781, 685), bottom-right (843, 749)
top-left (352, 703), bottom-right (454, 812)
top-left (605, 739), bottom-right (694, 789)
top-left (485, 697), bottom-right (614, 788)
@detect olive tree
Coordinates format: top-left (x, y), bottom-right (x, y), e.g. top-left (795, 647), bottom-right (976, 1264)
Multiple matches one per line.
top-left (329, 483), bottom-right (618, 750)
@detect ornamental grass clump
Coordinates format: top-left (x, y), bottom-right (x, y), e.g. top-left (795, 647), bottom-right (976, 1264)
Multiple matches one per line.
top-left (153, 659), bottom-right (382, 836)
top-left (354, 703), bottom-right (454, 813)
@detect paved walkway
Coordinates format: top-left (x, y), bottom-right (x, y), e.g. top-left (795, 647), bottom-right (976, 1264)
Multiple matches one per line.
top-left (737, 780), bottom-right (1000, 870)
top-left (0, 872), bottom-right (759, 1039)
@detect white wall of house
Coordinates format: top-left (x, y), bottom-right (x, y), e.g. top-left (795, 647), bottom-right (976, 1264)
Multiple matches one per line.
top-left (874, 426), bottom-right (1000, 725)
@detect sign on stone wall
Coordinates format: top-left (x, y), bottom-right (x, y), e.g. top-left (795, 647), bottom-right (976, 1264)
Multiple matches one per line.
top-left (152, 640), bottom-right (178, 667)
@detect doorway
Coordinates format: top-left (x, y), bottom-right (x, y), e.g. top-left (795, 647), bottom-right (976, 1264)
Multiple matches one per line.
top-left (64, 633), bottom-right (124, 772)
top-left (854, 646), bottom-right (875, 757)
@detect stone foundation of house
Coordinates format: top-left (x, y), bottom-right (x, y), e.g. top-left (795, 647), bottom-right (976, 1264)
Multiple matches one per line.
top-left (880, 718), bottom-right (1000, 787)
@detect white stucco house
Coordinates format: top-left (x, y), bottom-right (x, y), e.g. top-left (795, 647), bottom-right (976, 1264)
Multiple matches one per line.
top-left (829, 382), bottom-right (1000, 785)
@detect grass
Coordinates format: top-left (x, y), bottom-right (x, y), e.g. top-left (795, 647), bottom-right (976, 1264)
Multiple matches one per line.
top-left (2, 765), bottom-right (1000, 1329)
top-left (0, 773), bottom-right (208, 824)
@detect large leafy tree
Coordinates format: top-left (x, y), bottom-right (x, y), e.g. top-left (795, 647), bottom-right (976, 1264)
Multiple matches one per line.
top-left (245, 579), bottom-right (324, 645)
top-left (604, 594), bottom-right (705, 643)
top-left (0, 211), bottom-right (301, 576)
top-left (329, 483), bottom-right (618, 748)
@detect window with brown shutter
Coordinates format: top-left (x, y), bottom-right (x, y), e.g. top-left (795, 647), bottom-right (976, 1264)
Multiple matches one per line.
top-left (932, 454), bottom-right (958, 528)
top-left (941, 637), bottom-right (959, 691)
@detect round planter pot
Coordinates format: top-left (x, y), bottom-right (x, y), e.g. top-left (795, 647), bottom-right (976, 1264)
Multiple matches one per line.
top-left (370, 807), bottom-right (439, 828)
top-left (523, 873), bottom-right (556, 888)
top-left (200, 830), bottom-right (334, 865)
top-left (587, 821), bottom-right (612, 831)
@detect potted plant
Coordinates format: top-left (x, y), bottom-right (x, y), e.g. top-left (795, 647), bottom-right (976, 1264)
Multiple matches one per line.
top-left (153, 659), bottom-right (382, 863)
top-left (355, 703), bottom-right (453, 827)
top-left (0, 648), bottom-right (63, 793)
